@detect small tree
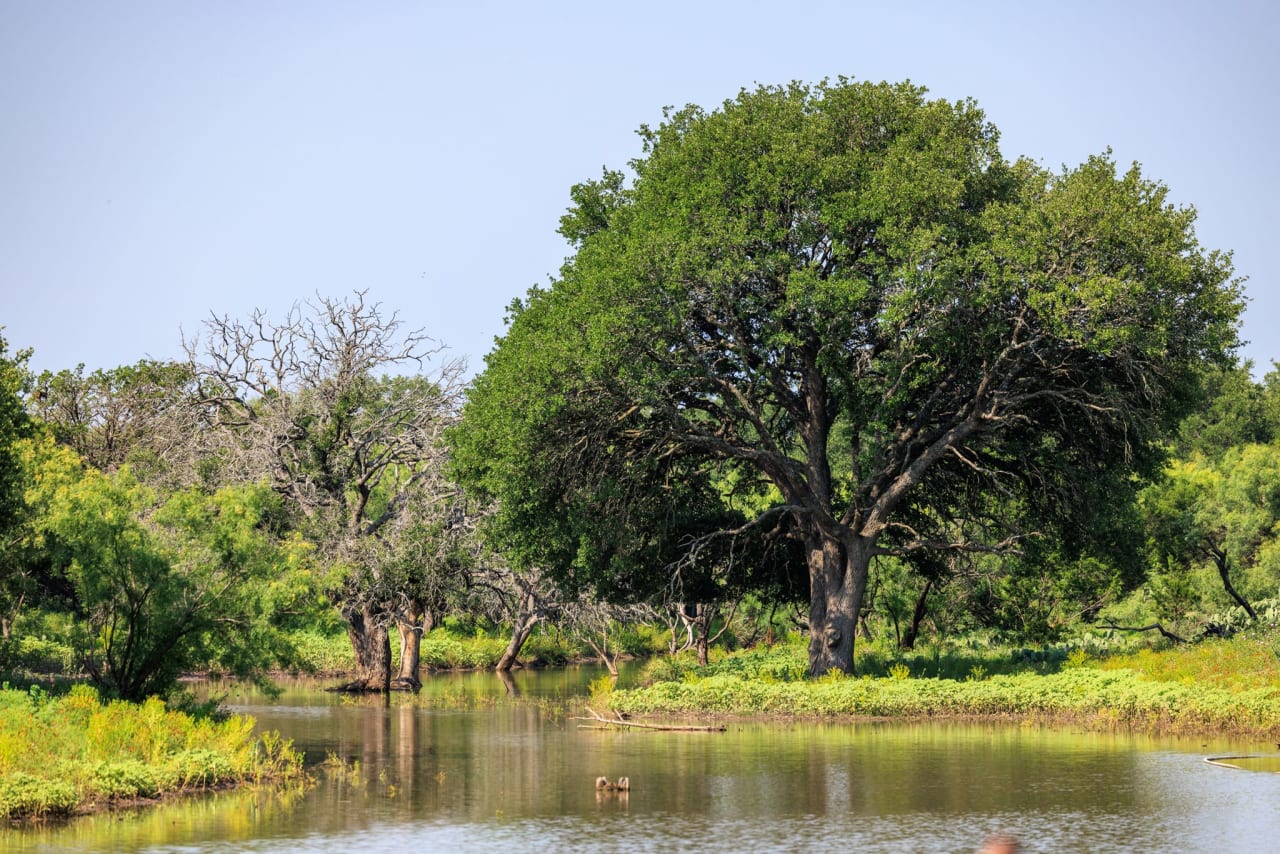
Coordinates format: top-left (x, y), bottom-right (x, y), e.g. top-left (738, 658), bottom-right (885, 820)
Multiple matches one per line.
top-left (1142, 446), bottom-right (1280, 623)
top-left (24, 437), bottom-right (313, 700)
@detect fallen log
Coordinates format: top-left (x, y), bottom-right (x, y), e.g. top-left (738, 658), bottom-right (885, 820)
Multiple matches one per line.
top-left (573, 707), bottom-right (725, 732)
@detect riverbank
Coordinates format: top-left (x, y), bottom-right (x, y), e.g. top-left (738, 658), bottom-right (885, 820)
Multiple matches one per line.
top-left (605, 636), bottom-right (1280, 737)
top-left (0, 684), bottom-right (303, 821)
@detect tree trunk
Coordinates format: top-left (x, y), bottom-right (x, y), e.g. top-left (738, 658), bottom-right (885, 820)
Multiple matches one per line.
top-left (806, 535), bottom-right (870, 676)
top-left (900, 578), bottom-right (934, 651)
top-left (1210, 545), bottom-right (1257, 621)
top-left (695, 617), bottom-right (710, 667)
top-left (689, 603), bottom-right (715, 666)
top-left (344, 602), bottom-right (392, 692)
top-left (394, 603), bottom-right (430, 690)
top-left (496, 592), bottom-right (540, 672)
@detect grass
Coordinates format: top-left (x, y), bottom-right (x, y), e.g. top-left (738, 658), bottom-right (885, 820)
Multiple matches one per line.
top-left (611, 628), bottom-right (1280, 737)
top-left (0, 683), bottom-right (304, 821)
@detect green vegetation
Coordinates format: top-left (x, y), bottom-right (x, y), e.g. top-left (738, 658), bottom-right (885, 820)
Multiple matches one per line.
top-left (453, 77), bottom-right (1243, 679)
top-left (0, 683), bottom-right (302, 821)
top-left (0, 77), bottom-right (1275, 728)
top-left (612, 630), bottom-right (1280, 736)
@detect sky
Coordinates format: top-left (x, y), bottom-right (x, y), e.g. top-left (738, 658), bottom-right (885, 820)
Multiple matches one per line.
top-left (3, 1), bottom-right (1278, 381)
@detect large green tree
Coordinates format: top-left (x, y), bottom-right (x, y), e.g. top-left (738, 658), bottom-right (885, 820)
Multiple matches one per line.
top-left (456, 80), bottom-right (1242, 675)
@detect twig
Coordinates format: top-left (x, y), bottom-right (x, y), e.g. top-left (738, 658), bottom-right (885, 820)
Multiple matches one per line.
top-left (1096, 622), bottom-right (1187, 644)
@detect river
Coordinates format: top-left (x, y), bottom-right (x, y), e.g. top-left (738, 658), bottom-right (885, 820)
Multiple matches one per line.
top-left (6, 667), bottom-right (1280, 852)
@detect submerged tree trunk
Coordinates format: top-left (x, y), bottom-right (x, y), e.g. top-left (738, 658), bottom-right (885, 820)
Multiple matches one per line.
top-left (344, 603), bottom-right (392, 692)
top-left (394, 603), bottom-right (434, 690)
top-left (806, 535), bottom-right (872, 676)
top-left (496, 591), bottom-right (541, 672)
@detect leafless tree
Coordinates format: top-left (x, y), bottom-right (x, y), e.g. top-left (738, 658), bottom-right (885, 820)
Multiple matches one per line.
top-left (29, 360), bottom-right (207, 487)
top-left (184, 292), bottom-right (466, 691)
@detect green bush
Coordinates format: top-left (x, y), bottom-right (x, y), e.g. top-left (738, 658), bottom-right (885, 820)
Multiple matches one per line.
top-left (0, 773), bottom-right (77, 818)
top-left (90, 759), bottom-right (168, 799)
top-left (0, 684), bottom-right (302, 820)
top-left (281, 630), bottom-right (356, 674)
top-left (3, 636), bottom-right (77, 674)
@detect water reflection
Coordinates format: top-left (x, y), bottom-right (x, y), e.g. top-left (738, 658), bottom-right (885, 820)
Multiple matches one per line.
top-left (6, 668), bottom-right (1280, 853)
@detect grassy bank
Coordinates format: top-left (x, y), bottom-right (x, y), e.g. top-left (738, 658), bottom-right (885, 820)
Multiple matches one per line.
top-left (608, 633), bottom-right (1280, 736)
top-left (0, 684), bottom-right (303, 821)
top-left (2, 619), bottom-right (668, 680)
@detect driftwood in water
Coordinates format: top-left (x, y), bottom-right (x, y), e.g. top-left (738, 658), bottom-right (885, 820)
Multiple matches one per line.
top-left (573, 707), bottom-right (726, 732)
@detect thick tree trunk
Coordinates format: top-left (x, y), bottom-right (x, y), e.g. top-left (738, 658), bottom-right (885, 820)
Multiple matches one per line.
top-left (900, 578), bottom-right (934, 651)
top-left (344, 603), bottom-right (392, 692)
top-left (806, 535), bottom-right (871, 676)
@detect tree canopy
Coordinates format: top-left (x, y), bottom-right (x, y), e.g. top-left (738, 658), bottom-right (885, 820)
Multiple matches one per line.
top-left (453, 79), bottom-right (1243, 675)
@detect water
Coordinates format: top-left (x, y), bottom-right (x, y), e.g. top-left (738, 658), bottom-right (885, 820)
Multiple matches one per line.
top-left (7, 667), bottom-right (1280, 852)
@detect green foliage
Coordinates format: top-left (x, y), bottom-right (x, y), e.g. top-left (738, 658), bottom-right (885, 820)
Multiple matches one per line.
top-left (0, 685), bottom-right (301, 820)
top-left (280, 630), bottom-right (357, 674)
top-left (1172, 362), bottom-right (1275, 461)
top-left (418, 629), bottom-right (510, 670)
top-left (29, 359), bottom-right (196, 477)
top-left (454, 77), bottom-right (1243, 678)
top-left (610, 666), bottom-right (1280, 735)
top-left (21, 438), bottom-right (318, 700)
top-left (0, 334), bottom-right (36, 634)
top-left (587, 673), bottom-right (616, 701)
top-left (1098, 625), bottom-right (1280, 691)
top-left (1141, 443), bottom-right (1280, 620)
top-left (0, 773), bottom-right (77, 819)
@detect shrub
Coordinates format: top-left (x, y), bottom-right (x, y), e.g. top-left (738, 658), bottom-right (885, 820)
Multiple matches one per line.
top-left (0, 773), bottom-right (77, 819)
top-left (0, 685), bottom-right (301, 820)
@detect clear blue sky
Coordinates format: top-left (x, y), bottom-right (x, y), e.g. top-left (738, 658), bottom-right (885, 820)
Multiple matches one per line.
top-left (3, 1), bottom-right (1277, 379)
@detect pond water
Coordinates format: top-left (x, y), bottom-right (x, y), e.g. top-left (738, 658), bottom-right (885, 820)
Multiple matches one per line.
top-left (7, 667), bottom-right (1280, 853)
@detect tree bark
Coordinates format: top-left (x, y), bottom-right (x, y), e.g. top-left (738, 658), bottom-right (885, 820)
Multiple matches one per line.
top-left (1210, 545), bottom-right (1257, 621)
top-left (900, 578), bottom-right (934, 651)
top-left (495, 592), bottom-right (540, 672)
top-left (343, 602), bottom-right (392, 692)
top-left (695, 610), bottom-right (711, 667)
top-left (394, 603), bottom-right (432, 690)
top-left (806, 535), bottom-right (870, 676)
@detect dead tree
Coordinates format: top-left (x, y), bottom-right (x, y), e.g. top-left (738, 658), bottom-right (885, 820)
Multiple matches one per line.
top-left (185, 291), bottom-right (465, 691)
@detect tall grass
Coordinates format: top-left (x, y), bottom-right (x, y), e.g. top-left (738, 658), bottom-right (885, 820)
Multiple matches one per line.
top-left (0, 684), bottom-right (303, 820)
top-left (614, 628), bottom-right (1280, 737)
top-left (609, 668), bottom-right (1280, 735)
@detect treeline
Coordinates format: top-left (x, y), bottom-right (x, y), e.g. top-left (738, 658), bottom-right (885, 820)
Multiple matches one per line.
top-left (0, 79), bottom-right (1264, 695)
top-left (1, 315), bottom-right (1274, 700)
top-left (0, 297), bottom-right (737, 701)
